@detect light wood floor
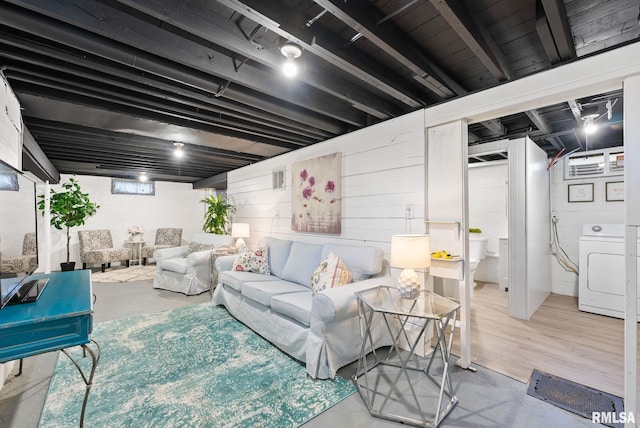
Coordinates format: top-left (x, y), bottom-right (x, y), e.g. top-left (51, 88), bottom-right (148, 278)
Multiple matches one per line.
top-left (451, 282), bottom-right (640, 409)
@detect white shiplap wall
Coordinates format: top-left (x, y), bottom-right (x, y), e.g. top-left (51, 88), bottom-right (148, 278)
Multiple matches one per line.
top-left (41, 174), bottom-right (208, 269)
top-left (227, 110), bottom-right (426, 258)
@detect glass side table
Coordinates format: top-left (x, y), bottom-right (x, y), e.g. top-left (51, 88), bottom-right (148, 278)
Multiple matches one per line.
top-left (353, 286), bottom-right (460, 428)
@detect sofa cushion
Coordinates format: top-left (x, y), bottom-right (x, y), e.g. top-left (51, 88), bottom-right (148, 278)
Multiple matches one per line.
top-left (271, 291), bottom-right (313, 327)
top-left (158, 257), bottom-right (188, 274)
top-left (281, 242), bottom-right (323, 287)
top-left (321, 244), bottom-right (384, 281)
top-left (263, 237), bottom-right (293, 278)
top-left (242, 280), bottom-right (309, 307)
top-left (310, 252), bottom-right (353, 296)
top-left (186, 241), bottom-right (213, 256)
top-left (232, 246), bottom-right (270, 274)
top-left (219, 271), bottom-right (280, 292)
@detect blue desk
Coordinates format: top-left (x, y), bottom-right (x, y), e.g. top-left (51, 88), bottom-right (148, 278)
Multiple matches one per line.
top-left (0, 270), bottom-right (97, 427)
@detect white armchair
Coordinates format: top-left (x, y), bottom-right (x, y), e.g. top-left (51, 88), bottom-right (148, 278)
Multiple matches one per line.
top-left (152, 232), bottom-right (232, 295)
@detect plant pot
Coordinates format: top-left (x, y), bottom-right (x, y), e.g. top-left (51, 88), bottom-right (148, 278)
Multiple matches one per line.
top-left (60, 262), bottom-right (76, 271)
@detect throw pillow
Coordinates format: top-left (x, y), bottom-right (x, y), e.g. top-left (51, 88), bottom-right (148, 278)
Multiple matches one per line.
top-left (232, 246), bottom-right (270, 274)
top-left (310, 252), bottom-right (353, 295)
top-left (185, 241), bottom-right (214, 256)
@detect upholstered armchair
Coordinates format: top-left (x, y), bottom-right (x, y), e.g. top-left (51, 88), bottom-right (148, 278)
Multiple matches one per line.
top-left (141, 228), bottom-right (182, 265)
top-left (78, 229), bottom-right (132, 272)
top-left (0, 233), bottom-right (37, 274)
top-left (153, 232), bottom-right (232, 295)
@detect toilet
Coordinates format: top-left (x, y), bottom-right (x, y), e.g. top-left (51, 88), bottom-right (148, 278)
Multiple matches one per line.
top-left (469, 237), bottom-right (489, 288)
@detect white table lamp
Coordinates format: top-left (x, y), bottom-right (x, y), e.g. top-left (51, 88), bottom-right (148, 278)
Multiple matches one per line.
top-left (231, 223), bottom-right (250, 249)
top-left (390, 234), bottom-right (431, 298)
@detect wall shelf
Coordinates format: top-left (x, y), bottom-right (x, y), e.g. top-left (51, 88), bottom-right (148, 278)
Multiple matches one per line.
top-left (430, 258), bottom-right (464, 280)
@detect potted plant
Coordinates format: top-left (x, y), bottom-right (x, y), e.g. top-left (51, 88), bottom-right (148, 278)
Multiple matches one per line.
top-left (201, 194), bottom-right (235, 235)
top-left (38, 178), bottom-right (100, 271)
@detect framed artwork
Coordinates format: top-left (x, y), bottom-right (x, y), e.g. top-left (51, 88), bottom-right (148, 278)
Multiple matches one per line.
top-left (568, 183), bottom-right (594, 202)
top-left (291, 152), bottom-right (342, 234)
top-left (606, 181), bottom-right (624, 201)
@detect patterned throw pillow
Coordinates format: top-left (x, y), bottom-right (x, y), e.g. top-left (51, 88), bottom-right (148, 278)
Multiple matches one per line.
top-left (310, 252), bottom-right (353, 295)
top-left (232, 246), bottom-right (270, 274)
top-left (186, 241), bottom-right (214, 255)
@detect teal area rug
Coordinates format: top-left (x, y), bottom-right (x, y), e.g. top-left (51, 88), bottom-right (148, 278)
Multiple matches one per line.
top-left (39, 304), bottom-right (355, 427)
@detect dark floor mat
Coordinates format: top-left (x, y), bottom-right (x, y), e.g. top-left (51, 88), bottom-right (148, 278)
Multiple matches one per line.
top-left (527, 369), bottom-right (625, 428)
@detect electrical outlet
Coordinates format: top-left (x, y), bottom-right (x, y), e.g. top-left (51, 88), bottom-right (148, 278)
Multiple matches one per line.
top-left (551, 211), bottom-right (559, 223)
top-left (405, 206), bottom-right (414, 219)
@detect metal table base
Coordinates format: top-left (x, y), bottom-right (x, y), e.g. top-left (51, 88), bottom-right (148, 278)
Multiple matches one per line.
top-left (353, 287), bottom-right (459, 428)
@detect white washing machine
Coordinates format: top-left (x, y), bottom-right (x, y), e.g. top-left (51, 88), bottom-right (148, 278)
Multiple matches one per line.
top-left (578, 223), bottom-right (640, 320)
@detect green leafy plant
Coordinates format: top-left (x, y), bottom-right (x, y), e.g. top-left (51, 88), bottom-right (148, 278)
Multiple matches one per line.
top-left (469, 228), bottom-right (482, 234)
top-left (201, 194), bottom-right (235, 235)
top-left (38, 178), bottom-right (100, 264)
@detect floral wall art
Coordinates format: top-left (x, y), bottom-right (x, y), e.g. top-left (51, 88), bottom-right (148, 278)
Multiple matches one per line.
top-left (292, 153), bottom-right (342, 234)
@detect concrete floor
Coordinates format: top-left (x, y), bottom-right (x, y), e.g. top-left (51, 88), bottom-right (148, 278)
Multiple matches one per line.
top-left (0, 273), bottom-right (595, 427)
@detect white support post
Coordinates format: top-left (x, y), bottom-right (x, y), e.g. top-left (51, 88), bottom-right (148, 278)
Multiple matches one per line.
top-left (623, 75), bottom-right (639, 427)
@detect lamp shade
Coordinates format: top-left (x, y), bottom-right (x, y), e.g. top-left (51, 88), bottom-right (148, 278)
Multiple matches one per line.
top-left (390, 234), bottom-right (431, 269)
top-left (231, 223), bottom-right (250, 238)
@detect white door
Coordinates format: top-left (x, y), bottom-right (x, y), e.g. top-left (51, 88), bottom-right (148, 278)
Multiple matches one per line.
top-left (508, 137), bottom-right (551, 319)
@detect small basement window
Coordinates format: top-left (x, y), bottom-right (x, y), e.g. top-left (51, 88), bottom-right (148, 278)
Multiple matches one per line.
top-left (111, 178), bottom-right (155, 195)
top-left (272, 167), bottom-right (285, 191)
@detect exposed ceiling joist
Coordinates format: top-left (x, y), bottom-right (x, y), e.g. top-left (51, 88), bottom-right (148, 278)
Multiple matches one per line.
top-left (4, 0), bottom-right (367, 127)
top-left (428, 0), bottom-right (510, 81)
top-left (312, 0), bottom-right (462, 98)
top-left (540, 0), bottom-right (576, 61)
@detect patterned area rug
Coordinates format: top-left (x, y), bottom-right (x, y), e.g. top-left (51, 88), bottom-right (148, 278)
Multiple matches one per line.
top-left (90, 265), bottom-right (156, 283)
top-left (39, 304), bottom-right (355, 427)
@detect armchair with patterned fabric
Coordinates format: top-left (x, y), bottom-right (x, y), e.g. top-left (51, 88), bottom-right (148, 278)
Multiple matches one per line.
top-left (0, 232), bottom-right (37, 274)
top-left (153, 232), bottom-right (232, 295)
top-left (141, 228), bottom-right (182, 265)
top-left (78, 229), bottom-right (132, 272)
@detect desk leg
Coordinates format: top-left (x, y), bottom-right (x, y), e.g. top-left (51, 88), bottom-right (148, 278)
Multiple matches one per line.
top-left (61, 340), bottom-right (101, 428)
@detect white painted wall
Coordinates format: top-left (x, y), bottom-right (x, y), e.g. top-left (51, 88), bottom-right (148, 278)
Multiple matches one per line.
top-left (548, 153), bottom-right (624, 296)
top-left (226, 110), bottom-right (426, 265)
top-left (468, 161), bottom-right (508, 284)
top-left (41, 174), bottom-right (209, 269)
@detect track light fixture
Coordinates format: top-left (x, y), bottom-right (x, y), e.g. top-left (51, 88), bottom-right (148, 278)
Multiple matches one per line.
top-left (173, 142), bottom-right (184, 158)
top-left (280, 41), bottom-right (302, 78)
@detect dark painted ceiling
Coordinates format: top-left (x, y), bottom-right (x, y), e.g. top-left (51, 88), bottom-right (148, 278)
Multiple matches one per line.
top-left (0, 0), bottom-right (638, 185)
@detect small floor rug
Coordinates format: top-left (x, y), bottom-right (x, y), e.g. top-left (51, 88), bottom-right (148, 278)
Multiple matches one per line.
top-left (90, 265), bottom-right (156, 283)
top-left (527, 369), bottom-right (624, 428)
top-left (39, 304), bottom-right (355, 427)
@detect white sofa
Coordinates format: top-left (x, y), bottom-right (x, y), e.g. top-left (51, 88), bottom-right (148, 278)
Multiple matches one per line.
top-left (153, 232), bottom-right (232, 295)
top-left (211, 237), bottom-right (394, 379)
